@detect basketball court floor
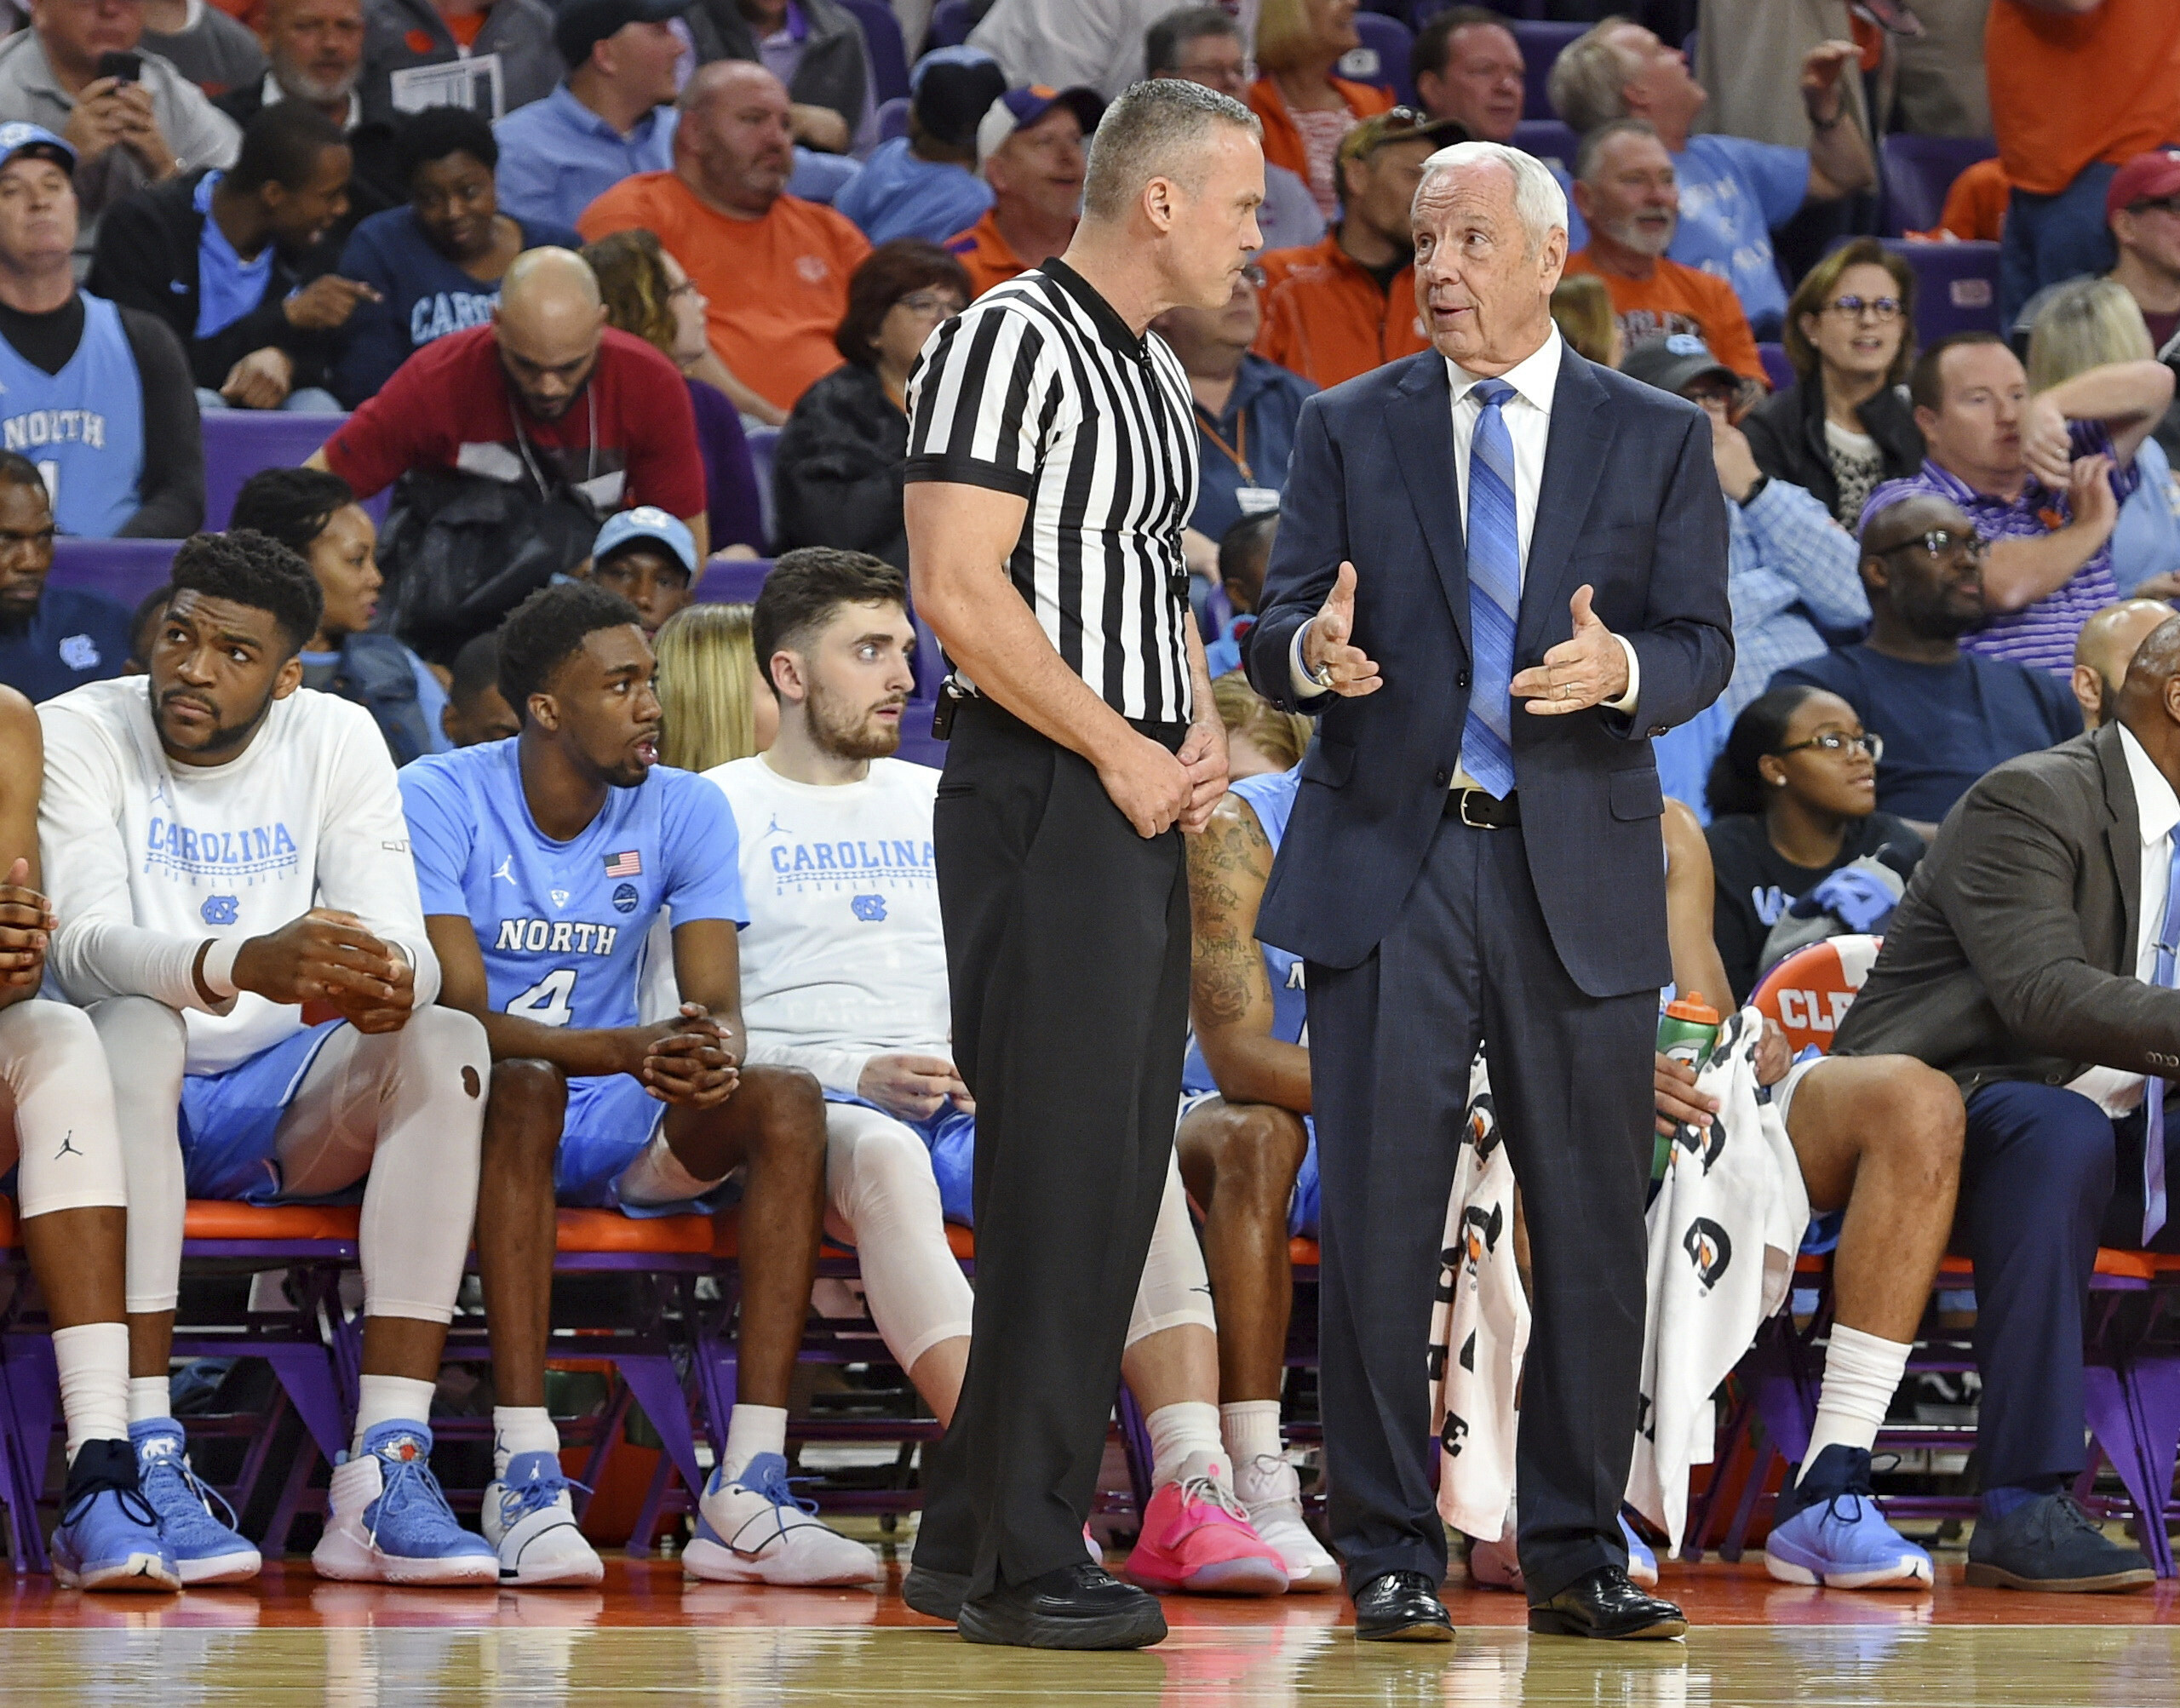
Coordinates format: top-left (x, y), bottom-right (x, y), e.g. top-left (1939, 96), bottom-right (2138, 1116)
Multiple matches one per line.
top-left (3, 1550), bottom-right (2173, 1705)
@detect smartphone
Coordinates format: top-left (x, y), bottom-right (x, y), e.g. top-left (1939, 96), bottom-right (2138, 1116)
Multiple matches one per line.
top-left (94, 50), bottom-right (143, 84)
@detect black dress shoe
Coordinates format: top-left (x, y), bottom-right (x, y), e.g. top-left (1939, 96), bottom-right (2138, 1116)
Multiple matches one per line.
top-left (1529, 1565), bottom-right (1686, 1640)
top-left (1352, 1569), bottom-right (1456, 1642)
top-left (957, 1563), bottom-right (1167, 1650)
top-left (902, 1562), bottom-right (969, 1622)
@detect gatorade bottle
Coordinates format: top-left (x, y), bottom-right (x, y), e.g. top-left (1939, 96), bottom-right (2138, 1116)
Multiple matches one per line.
top-left (1654, 992), bottom-right (1722, 1179)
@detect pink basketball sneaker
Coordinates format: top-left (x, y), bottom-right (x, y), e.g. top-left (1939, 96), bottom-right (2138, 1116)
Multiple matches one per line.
top-left (1121, 1455), bottom-right (1290, 1597)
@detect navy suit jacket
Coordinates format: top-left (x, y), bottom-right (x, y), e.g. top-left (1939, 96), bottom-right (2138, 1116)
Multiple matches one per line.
top-left (1243, 342), bottom-right (1733, 996)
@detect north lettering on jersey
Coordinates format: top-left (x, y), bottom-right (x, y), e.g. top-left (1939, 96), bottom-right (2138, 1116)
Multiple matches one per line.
top-left (3, 407), bottom-right (106, 453)
top-left (493, 917), bottom-right (621, 957)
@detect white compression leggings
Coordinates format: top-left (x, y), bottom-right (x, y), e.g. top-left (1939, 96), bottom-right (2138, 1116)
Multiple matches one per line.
top-left (0, 1000), bottom-right (129, 1220)
top-left (90, 997), bottom-right (489, 1321)
top-left (821, 1101), bottom-right (1215, 1373)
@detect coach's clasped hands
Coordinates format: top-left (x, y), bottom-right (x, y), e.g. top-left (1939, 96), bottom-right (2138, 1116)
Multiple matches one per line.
top-left (1512, 586), bottom-right (1627, 715)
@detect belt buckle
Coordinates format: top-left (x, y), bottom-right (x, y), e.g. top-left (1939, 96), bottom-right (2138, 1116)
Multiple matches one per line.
top-left (1458, 788), bottom-right (1499, 829)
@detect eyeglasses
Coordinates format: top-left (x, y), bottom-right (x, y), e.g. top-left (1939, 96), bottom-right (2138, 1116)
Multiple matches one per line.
top-left (1822, 295), bottom-right (1902, 323)
top-left (1876, 527), bottom-right (1989, 561)
top-left (1775, 731), bottom-right (1885, 761)
top-left (895, 290), bottom-right (965, 319)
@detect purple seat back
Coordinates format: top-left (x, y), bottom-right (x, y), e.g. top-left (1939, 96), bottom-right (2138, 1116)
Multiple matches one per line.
top-left (1881, 134), bottom-right (1999, 238)
top-left (1341, 13), bottom-right (1415, 104)
top-left (840, 0), bottom-right (910, 104)
top-left (201, 411), bottom-right (348, 531)
top-left (1512, 117), bottom-right (1578, 173)
top-left (1511, 20), bottom-right (1586, 120)
top-left (877, 94), bottom-right (909, 143)
top-left (745, 425), bottom-right (781, 549)
top-left (926, 0), bottom-right (971, 50)
top-left (1882, 238), bottom-right (2003, 343)
top-left (44, 536), bottom-right (181, 608)
top-left (1757, 342), bottom-right (1795, 394)
top-left (694, 556), bottom-right (772, 606)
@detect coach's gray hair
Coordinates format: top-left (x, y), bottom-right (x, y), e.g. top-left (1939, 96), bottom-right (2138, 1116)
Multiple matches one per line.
top-left (1415, 140), bottom-right (1569, 253)
top-left (1546, 16), bottom-right (1637, 136)
top-left (1572, 116), bottom-right (1661, 184)
top-left (1082, 77), bottom-right (1260, 222)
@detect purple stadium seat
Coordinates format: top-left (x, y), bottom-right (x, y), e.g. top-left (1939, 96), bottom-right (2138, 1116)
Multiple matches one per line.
top-left (1341, 13), bottom-right (1415, 104)
top-left (1881, 133), bottom-right (1999, 238)
top-left (694, 556), bottom-right (772, 606)
top-left (1881, 238), bottom-right (2003, 344)
top-left (1414, 0), bottom-right (1552, 22)
top-left (877, 94), bottom-right (909, 142)
top-left (200, 410), bottom-right (348, 530)
top-left (744, 424), bottom-right (780, 548)
top-left (1512, 117), bottom-right (1579, 173)
top-left (840, 0), bottom-right (910, 105)
top-left (44, 536), bottom-right (180, 607)
top-left (1757, 341), bottom-right (1794, 393)
top-left (927, 0), bottom-right (971, 51)
top-left (1512, 20), bottom-right (1586, 121)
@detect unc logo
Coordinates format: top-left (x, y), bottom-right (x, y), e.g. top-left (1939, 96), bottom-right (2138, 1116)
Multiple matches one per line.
top-left (611, 882), bottom-right (639, 914)
top-left (851, 894), bottom-right (887, 922)
top-left (58, 633), bottom-right (100, 670)
top-left (200, 894), bottom-right (238, 926)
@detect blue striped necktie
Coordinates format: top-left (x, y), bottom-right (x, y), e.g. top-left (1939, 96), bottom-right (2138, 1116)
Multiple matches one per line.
top-left (2143, 837), bottom-right (2179, 1243)
top-left (1460, 378), bottom-right (1520, 801)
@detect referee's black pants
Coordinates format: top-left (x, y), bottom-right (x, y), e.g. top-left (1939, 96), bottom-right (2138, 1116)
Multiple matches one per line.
top-left (915, 696), bottom-right (1192, 1595)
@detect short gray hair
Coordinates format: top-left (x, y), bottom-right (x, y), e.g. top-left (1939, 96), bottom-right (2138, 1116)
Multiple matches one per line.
top-left (1415, 140), bottom-right (1569, 250)
top-left (1572, 116), bottom-right (1662, 184)
top-left (1144, 5), bottom-right (1242, 77)
top-left (1082, 77), bottom-right (1259, 222)
top-left (1546, 16), bottom-right (1637, 135)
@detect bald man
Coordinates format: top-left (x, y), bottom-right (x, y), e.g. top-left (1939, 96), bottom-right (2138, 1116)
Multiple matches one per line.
top-left (1830, 615), bottom-right (2180, 1594)
top-left (2074, 599), bottom-right (2175, 731)
top-left (577, 61), bottom-right (870, 423)
top-left (309, 246), bottom-right (708, 662)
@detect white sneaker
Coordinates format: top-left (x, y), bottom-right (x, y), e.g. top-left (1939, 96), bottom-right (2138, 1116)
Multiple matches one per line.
top-left (685, 1453), bottom-right (881, 1586)
top-left (482, 1451), bottom-right (605, 1586)
top-left (1232, 1453), bottom-right (1340, 1591)
top-left (311, 1421), bottom-right (499, 1587)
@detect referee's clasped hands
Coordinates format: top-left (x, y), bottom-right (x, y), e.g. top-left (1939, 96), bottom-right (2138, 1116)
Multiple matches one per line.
top-left (1099, 720), bottom-right (1230, 840)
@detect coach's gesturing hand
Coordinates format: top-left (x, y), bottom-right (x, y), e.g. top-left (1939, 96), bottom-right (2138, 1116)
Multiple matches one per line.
top-left (1512, 586), bottom-right (1629, 714)
top-left (1300, 562), bottom-right (1381, 696)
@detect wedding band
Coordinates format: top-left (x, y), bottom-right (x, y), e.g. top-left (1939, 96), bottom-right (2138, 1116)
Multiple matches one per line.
top-left (1311, 662), bottom-right (1336, 690)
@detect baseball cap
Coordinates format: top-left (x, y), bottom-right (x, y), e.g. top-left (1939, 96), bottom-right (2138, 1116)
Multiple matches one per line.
top-left (594, 507), bottom-right (697, 576)
top-left (975, 85), bottom-right (1104, 164)
top-left (1336, 107), bottom-right (1467, 169)
top-left (912, 49), bottom-right (1007, 152)
top-left (1621, 334), bottom-right (1738, 397)
top-left (554, 0), bottom-right (690, 73)
top-left (2108, 149), bottom-right (2180, 218)
top-left (0, 123), bottom-right (75, 175)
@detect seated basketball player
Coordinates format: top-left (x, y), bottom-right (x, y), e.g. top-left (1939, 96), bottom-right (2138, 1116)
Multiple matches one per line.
top-left (1180, 771), bottom-right (1967, 1593)
top-left (402, 582), bottom-right (873, 1589)
top-left (37, 533), bottom-right (497, 1587)
top-left (0, 690), bottom-right (163, 1589)
top-left (701, 548), bottom-right (1294, 1604)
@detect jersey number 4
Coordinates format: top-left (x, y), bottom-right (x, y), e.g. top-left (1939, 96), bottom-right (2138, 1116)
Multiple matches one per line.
top-left (506, 968), bottom-right (577, 1028)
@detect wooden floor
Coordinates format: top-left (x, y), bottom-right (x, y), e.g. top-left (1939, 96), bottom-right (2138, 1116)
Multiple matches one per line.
top-left (0, 1558), bottom-right (2173, 1705)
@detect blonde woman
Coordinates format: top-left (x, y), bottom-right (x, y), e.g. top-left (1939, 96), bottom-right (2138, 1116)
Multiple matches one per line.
top-left (655, 604), bottom-right (779, 773)
top-left (2028, 277), bottom-right (2180, 598)
top-left (1550, 273), bottom-right (1623, 369)
top-left (1211, 670), bottom-right (1313, 779)
top-left (1248, 0), bottom-right (1395, 219)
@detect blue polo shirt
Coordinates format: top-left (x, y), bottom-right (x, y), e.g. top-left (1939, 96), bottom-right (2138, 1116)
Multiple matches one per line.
top-left (1188, 353), bottom-right (1316, 551)
top-left (494, 85), bottom-right (679, 231)
top-left (0, 585), bottom-right (134, 703)
top-left (192, 171), bottom-right (272, 337)
top-left (835, 138), bottom-right (991, 245)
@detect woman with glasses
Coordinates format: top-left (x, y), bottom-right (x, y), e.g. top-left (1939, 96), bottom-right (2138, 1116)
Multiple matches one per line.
top-left (1746, 238), bottom-right (1925, 529)
top-left (584, 229), bottom-right (766, 557)
top-left (1248, 0), bottom-right (1396, 220)
top-left (1702, 685), bottom-right (1925, 1003)
top-left (773, 241), bottom-right (971, 570)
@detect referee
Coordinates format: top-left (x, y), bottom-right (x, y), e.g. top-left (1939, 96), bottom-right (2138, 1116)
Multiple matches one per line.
top-left (899, 77), bottom-right (1267, 1651)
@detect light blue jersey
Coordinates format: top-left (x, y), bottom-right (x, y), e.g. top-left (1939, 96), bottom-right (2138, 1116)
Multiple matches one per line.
top-left (1183, 765), bottom-right (1306, 1094)
top-left (0, 293), bottom-right (146, 538)
top-left (399, 739), bottom-right (747, 1029)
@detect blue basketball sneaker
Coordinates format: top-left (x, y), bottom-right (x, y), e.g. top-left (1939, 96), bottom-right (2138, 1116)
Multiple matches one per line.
top-left (131, 1419), bottom-right (261, 1585)
top-left (49, 1439), bottom-right (181, 1593)
top-left (686, 1452), bottom-right (880, 1585)
top-left (1764, 1445), bottom-right (1933, 1590)
top-left (311, 1420), bottom-right (499, 1585)
top-left (483, 1450), bottom-right (604, 1586)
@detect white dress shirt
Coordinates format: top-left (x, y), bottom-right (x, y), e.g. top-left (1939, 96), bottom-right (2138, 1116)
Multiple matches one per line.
top-left (2067, 722), bottom-right (2180, 1116)
top-left (1288, 329), bottom-right (1639, 783)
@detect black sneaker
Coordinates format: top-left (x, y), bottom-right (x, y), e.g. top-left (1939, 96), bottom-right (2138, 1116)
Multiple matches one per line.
top-left (902, 1562), bottom-right (969, 1622)
top-left (1965, 1493), bottom-right (2156, 1592)
top-left (957, 1563), bottom-right (1168, 1649)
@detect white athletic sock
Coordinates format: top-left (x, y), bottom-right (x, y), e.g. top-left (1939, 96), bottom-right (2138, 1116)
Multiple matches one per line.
top-left (1220, 1400), bottom-right (1283, 1472)
top-left (1804, 1323), bottom-right (1912, 1465)
top-left (492, 1406), bottom-right (560, 1479)
top-left (128, 1375), bottom-right (171, 1424)
top-left (1146, 1401), bottom-right (1225, 1490)
top-left (352, 1373), bottom-right (439, 1453)
top-left (53, 1323), bottom-right (129, 1460)
top-left (721, 1403), bottom-right (789, 1481)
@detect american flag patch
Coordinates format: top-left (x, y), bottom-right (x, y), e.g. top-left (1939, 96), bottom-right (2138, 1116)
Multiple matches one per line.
top-left (604, 851), bottom-right (642, 878)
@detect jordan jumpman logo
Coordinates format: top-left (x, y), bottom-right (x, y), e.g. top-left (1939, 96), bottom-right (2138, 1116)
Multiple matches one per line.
top-left (54, 1130), bottom-right (82, 1160)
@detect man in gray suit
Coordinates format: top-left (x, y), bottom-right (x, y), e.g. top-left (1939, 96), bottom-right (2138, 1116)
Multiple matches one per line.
top-left (1832, 618), bottom-right (2180, 1595)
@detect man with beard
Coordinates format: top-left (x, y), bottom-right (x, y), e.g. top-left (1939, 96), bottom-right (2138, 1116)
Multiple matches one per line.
top-left (1561, 120), bottom-right (1764, 389)
top-left (1773, 492), bottom-right (2082, 836)
top-left (0, 453), bottom-right (132, 703)
top-left (37, 530), bottom-right (497, 1587)
top-left (401, 580), bottom-right (866, 1590)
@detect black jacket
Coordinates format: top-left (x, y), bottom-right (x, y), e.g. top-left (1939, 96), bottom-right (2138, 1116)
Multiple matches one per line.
top-left (215, 83), bottom-right (407, 251)
top-left (773, 361), bottom-right (908, 567)
top-left (688, 0), bottom-right (869, 137)
top-left (1744, 377), bottom-right (1924, 527)
top-left (85, 171), bottom-right (340, 394)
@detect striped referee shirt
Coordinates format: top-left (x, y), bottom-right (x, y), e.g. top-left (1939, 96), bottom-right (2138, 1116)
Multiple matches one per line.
top-left (904, 258), bottom-right (1200, 725)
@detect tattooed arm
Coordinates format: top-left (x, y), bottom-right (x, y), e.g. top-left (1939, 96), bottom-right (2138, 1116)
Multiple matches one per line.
top-left (1186, 791), bottom-right (1312, 1113)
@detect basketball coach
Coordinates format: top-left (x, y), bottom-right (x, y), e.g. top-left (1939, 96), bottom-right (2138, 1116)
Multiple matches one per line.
top-left (1244, 141), bottom-right (1733, 1642)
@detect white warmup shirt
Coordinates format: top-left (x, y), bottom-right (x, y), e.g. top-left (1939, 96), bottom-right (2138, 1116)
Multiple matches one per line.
top-left (37, 679), bottom-right (440, 1074)
top-left (703, 754), bottom-right (949, 1095)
